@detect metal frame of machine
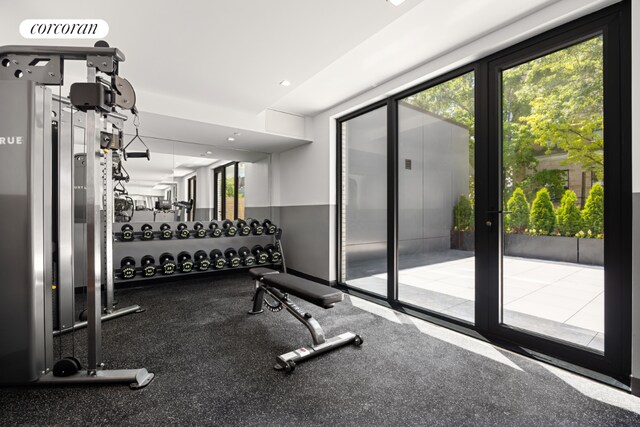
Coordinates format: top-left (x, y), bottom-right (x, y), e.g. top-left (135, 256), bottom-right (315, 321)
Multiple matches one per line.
top-left (0, 43), bottom-right (153, 388)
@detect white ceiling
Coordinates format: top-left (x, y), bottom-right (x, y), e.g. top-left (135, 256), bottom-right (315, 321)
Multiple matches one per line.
top-left (3, 0), bottom-right (617, 190)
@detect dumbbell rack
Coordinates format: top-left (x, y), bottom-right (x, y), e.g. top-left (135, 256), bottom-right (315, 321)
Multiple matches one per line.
top-left (112, 220), bottom-right (282, 284)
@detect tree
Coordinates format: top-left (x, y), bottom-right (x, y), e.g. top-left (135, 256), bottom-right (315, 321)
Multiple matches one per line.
top-left (556, 190), bottom-right (582, 236)
top-left (504, 187), bottom-right (530, 231)
top-left (453, 195), bottom-right (474, 231)
top-left (530, 188), bottom-right (556, 234)
top-left (582, 182), bottom-right (604, 235)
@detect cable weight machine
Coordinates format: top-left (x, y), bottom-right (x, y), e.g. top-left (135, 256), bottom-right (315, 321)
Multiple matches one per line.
top-left (0, 43), bottom-right (153, 388)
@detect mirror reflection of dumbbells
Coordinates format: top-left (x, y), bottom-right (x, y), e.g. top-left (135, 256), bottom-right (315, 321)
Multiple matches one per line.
top-left (141, 224), bottom-right (154, 240)
top-left (194, 250), bottom-right (211, 271)
top-left (120, 256), bottom-right (136, 279)
top-left (251, 245), bottom-right (270, 265)
top-left (141, 255), bottom-right (157, 277)
top-left (263, 244), bottom-right (282, 263)
top-left (248, 219), bottom-right (264, 235)
top-left (209, 222), bottom-right (223, 238)
top-left (222, 220), bottom-right (238, 237)
top-left (177, 251), bottom-right (194, 273)
top-left (224, 248), bottom-right (242, 268)
top-left (263, 219), bottom-right (277, 235)
top-left (193, 222), bottom-right (207, 238)
top-left (237, 220), bottom-right (251, 236)
top-left (159, 253), bottom-right (177, 275)
top-left (176, 223), bottom-right (191, 239)
top-left (121, 224), bottom-right (135, 241)
top-left (160, 223), bottom-right (173, 240)
top-left (238, 246), bottom-right (256, 266)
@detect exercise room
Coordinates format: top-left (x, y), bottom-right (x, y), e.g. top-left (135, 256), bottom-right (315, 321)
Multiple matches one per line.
top-left (1, 0), bottom-right (640, 425)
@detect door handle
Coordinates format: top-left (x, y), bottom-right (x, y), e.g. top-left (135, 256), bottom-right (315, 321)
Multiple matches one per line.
top-left (486, 210), bottom-right (513, 227)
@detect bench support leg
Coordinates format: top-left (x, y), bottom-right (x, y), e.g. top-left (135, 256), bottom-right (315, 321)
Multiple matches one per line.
top-left (255, 286), bottom-right (362, 371)
top-left (248, 281), bottom-right (265, 315)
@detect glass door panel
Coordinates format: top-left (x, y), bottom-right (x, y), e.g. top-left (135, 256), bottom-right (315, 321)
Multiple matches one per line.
top-left (340, 106), bottom-right (388, 297)
top-left (500, 36), bottom-right (604, 350)
top-left (397, 72), bottom-right (475, 322)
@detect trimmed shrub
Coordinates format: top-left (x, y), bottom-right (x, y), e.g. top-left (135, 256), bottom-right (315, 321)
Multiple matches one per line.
top-left (582, 182), bottom-right (604, 235)
top-left (556, 190), bottom-right (582, 236)
top-left (504, 187), bottom-right (530, 231)
top-left (530, 188), bottom-right (556, 234)
top-left (453, 195), bottom-right (474, 231)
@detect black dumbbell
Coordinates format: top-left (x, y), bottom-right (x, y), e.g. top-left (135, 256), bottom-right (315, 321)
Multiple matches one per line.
top-left (159, 252), bottom-right (177, 275)
top-left (224, 248), bottom-right (242, 268)
top-left (263, 244), bottom-right (282, 264)
top-left (238, 246), bottom-right (256, 266)
top-left (121, 224), bottom-right (134, 241)
top-left (160, 223), bottom-right (173, 240)
top-left (209, 222), bottom-right (223, 238)
top-left (193, 222), bottom-right (207, 238)
top-left (177, 251), bottom-right (194, 273)
top-left (120, 256), bottom-right (136, 279)
top-left (209, 249), bottom-right (227, 269)
top-left (222, 219), bottom-right (237, 237)
top-left (194, 250), bottom-right (211, 271)
top-left (249, 219), bottom-right (264, 235)
top-left (263, 219), bottom-right (277, 235)
top-left (176, 223), bottom-right (190, 239)
top-left (251, 245), bottom-right (269, 264)
top-left (141, 255), bottom-right (157, 277)
top-left (141, 223), bottom-right (154, 240)
top-left (237, 219), bottom-right (251, 236)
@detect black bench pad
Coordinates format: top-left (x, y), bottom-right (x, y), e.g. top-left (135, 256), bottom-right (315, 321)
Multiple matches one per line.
top-left (262, 273), bottom-right (344, 308)
top-left (249, 267), bottom-right (279, 280)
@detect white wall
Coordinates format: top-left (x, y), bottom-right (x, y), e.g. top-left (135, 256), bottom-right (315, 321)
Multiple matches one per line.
top-left (245, 156), bottom-right (271, 207)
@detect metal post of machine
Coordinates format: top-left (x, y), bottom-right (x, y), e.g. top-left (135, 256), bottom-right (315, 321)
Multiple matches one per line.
top-left (105, 150), bottom-right (114, 313)
top-left (55, 99), bottom-right (76, 332)
top-left (85, 66), bottom-right (103, 372)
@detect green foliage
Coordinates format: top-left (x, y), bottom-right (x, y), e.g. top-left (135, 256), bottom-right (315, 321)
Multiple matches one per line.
top-left (504, 188), bottom-right (530, 231)
top-left (556, 190), bottom-right (582, 236)
top-left (453, 195), bottom-right (474, 231)
top-left (225, 178), bottom-right (234, 197)
top-left (502, 36), bottom-right (604, 191)
top-left (529, 188), bottom-right (556, 234)
top-left (520, 169), bottom-right (567, 202)
top-left (581, 182), bottom-right (604, 235)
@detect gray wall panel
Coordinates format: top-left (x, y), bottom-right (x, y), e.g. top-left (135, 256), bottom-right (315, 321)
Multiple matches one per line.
top-left (278, 205), bottom-right (330, 281)
top-left (632, 193), bottom-right (640, 394)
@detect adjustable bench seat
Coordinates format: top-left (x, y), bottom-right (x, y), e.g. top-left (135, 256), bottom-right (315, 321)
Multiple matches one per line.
top-left (248, 267), bottom-right (362, 372)
top-left (261, 273), bottom-right (343, 309)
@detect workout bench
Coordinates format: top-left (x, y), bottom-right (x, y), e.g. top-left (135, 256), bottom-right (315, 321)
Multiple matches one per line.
top-left (248, 267), bottom-right (362, 372)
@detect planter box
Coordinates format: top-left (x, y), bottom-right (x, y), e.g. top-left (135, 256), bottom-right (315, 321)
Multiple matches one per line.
top-left (450, 230), bottom-right (475, 252)
top-left (578, 238), bottom-right (604, 266)
top-left (504, 234), bottom-right (578, 263)
top-left (503, 234), bottom-right (604, 267)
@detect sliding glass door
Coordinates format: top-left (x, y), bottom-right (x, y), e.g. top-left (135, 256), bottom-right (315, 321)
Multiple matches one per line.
top-left (339, 105), bottom-right (388, 297)
top-left (397, 72), bottom-right (475, 323)
top-left (337, 3), bottom-right (630, 382)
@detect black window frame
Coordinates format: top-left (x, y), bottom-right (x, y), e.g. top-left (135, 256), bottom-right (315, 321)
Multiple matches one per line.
top-left (336, 1), bottom-right (631, 385)
top-left (213, 161), bottom-right (240, 220)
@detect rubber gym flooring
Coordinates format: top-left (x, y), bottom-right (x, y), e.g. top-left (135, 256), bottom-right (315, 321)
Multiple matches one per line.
top-left (1, 273), bottom-right (639, 426)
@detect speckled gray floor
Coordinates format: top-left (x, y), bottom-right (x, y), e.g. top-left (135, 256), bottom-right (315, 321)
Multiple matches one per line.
top-left (1, 274), bottom-right (639, 426)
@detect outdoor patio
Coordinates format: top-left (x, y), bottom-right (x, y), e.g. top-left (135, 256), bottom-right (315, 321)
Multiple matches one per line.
top-left (347, 253), bottom-right (604, 351)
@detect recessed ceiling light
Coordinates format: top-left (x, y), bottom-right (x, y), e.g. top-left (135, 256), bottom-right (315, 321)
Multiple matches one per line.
top-left (388, 0), bottom-right (406, 5)
top-left (280, 80), bottom-right (291, 87)
top-left (227, 137), bottom-right (235, 142)
top-left (206, 151), bottom-right (212, 155)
